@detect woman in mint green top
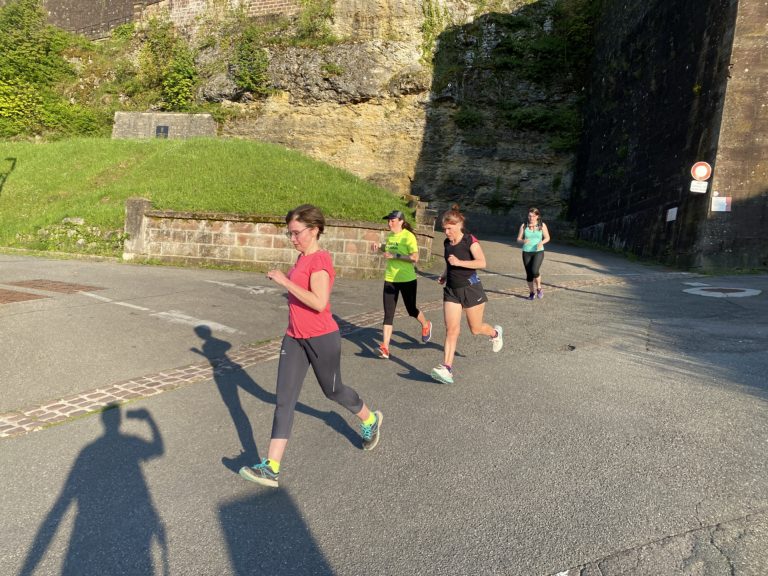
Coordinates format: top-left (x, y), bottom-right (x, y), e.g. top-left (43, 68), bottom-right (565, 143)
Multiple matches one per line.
top-left (516, 207), bottom-right (551, 300)
top-left (371, 210), bottom-right (432, 359)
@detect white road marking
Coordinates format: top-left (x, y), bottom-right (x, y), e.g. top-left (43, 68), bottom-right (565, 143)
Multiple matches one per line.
top-left (150, 310), bottom-right (243, 334)
top-left (82, 292), bottom-right (151, 311)
top-left (683, 287), bottom-right (761, 298)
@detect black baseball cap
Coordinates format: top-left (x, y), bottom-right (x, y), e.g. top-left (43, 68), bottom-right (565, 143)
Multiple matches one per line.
top-left (382, 210), bottom-right (405, 220)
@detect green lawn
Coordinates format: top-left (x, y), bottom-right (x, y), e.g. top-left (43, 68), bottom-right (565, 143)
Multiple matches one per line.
top-left (0, 137), bottom-right (410, 254)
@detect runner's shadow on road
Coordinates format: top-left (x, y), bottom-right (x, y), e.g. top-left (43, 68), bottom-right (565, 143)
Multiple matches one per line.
top-left (333, 315), bottom-right (458, 385)
top-left (191, 325), bottom-right (360, 473)
top-left (18, 405), bottom-right (169, 576)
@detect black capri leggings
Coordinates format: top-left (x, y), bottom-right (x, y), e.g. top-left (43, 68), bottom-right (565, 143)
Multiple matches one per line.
top-left (272, 330), bottom-right (363, 439)
top-left (522, 251), bottom-right (545, 282)
top-left (382, 279), bottom-right (420, 325)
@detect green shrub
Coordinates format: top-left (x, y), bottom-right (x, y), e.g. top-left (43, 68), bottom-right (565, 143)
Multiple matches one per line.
top-left (454, 106), bottom-right (485, 129)
top-left (162, 45), bottom-right (198, 110)
top-left (421, 0), bottom-right (451, 64)
top-left (501, 103), bottom-right (579, 133)
top-left (0, 0), bottom-right (73, 85)
top-left (233, 24), bottom-right (271, 95)
top-left (0, 78), bottom-right (43, 135)
top-left (110, 22), bottom-right (135, 43)
top-left (137, 17), bottom-right (178, 88)
top-left (321, 62), bottom-right (344, 77)
top-left (295, 0), bottom-right (335, 45)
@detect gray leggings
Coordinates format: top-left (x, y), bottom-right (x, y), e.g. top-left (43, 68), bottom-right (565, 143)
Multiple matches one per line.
top-left (272, 330), bottom-right (364, 439)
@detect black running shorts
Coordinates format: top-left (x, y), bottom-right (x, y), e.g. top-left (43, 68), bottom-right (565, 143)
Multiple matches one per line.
top-left (443, 282), bottom-right (488, 308)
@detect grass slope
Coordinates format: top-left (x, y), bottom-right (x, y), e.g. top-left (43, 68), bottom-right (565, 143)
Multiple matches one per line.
top-left (0, 137), bottom-right (410, 254)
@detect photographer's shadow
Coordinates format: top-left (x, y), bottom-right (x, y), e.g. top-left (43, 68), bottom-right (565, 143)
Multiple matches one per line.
top-left (191, 325), bottom-right (359, 473)
top-left (18, 405), bottom-right (168, 576)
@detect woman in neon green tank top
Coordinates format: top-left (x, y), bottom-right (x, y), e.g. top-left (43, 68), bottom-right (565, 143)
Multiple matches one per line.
top-left (516, 207), bottom-right (551, 299)
top-left (371, 210), bottom-right (432, 359)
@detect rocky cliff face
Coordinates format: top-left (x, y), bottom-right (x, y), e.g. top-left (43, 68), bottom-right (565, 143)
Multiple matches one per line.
top-left (222, 0), bottom-right (576, 232)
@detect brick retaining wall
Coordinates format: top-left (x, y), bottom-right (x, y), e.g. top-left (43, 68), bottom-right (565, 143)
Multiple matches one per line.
top-left (123, 199), bottom-right (435, 279)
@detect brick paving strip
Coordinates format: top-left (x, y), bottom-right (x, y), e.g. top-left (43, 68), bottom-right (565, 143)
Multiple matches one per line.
top-left (0, 273), bottom-right (681, 439)
top-left (6, 279), bottom-right (105, 293)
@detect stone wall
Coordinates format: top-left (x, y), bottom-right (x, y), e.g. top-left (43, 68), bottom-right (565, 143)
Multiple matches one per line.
top-left (112, 112), bottom-right (217, 139)
top-left (22, 0), bottom-right (298, 38)
top-left (40, 0), bottom-right (156, 38)
top-left (225, 1), bottom-right (575, 233)
top-left (696, 0), bottom-right (768, 270)
top-left (570, 0), bottom-right (768, 270)
top-left (123, 199), bottom-right (435, 279)
top-left (143, 0), bottom-right (299, 31)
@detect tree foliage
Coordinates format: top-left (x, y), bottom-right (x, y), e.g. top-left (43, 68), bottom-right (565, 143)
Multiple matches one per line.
top-left (0, 0), bottom-right (101, 137)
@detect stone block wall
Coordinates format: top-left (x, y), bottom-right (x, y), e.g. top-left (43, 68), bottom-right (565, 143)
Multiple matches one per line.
top-left (696, 0), bottom-right (768, 270)
top-left (123, 199), bottom-right (435, 279)
top-left (40, 0), bottom-right (153, 38)
top-left (142, 0), bottom-right (299, 31)
top-left (112, 112), bottom-right (217, 139)
top-left (570, 0), bottom-right (768, 270)
top-left (10, 0), bottom-right (300, 38)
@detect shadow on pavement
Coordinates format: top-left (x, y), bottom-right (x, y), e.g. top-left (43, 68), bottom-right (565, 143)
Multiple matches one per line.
top-left (191, 325), bottom-right (360, 472)
top-left (18, 405), bottom-right (168, 576)
top-left (333, 315), bottom-right (447, 384)
top-left (219, 489), bottom-right (333, 576)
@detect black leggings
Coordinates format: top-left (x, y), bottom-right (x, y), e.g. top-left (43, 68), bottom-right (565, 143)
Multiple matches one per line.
top-left (272, 331), bottom-right (363, 439)
top-left (382, 280), bottom-right (420, 325)
top-left (522, 251), bottom-right (545, 282)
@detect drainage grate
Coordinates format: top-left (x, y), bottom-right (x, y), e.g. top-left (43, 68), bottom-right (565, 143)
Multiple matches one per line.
top-left (0, 288), bottom-right (48, 304)
top-left (7, 279), bottom-right (104, 293)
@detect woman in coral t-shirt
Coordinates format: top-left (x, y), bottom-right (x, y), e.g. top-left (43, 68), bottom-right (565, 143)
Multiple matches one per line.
top-left (239, 204), bottom-right (383, 488)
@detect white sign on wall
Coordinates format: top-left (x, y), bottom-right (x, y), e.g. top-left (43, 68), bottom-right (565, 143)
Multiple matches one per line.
top-left (690, 180), bottom-right (708, 193)
top-left (666, 207), bottom-right (678, 222)
top-left (711, 196), bottom-right (732, 212)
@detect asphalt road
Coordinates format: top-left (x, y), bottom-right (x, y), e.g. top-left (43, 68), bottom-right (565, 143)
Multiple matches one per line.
top-left (1, 238), bottom-right (766, 576)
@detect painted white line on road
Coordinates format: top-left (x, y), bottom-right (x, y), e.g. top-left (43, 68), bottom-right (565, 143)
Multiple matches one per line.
top-left (82, 292), bottom-right (152, 311)
top-left (150, 310), bottom-right (243, 334)
top-left (115, 301), bottom-right (153, 311)
top-left (683, 282), bottom-right (710, 287)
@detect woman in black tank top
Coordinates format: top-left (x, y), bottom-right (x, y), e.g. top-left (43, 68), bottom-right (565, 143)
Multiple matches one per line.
top-left (430, 205), bottom-right (504, 385)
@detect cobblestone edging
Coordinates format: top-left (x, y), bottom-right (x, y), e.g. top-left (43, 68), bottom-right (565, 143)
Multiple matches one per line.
top-left (0, 273), bottom-right (680, 439)
top-left (0, 302), bottom-right (445, 439)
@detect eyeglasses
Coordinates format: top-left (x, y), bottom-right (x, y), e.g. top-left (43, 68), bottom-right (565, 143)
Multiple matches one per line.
top-left (284, 227), bottom-right (310, 239)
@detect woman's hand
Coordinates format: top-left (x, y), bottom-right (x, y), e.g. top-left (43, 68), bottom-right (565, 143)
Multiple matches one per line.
top-left (437, 275), bottom-right (446, 285)
top-left (371, 242), bottom-right (381, 252)
top-left (447, 254), bottom-right (461, 266)
top-left (266, 269), bottom-right (288, 287)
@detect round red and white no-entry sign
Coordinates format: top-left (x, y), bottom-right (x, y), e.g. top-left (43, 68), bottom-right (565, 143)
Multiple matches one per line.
top-left (691, 161), bottom-right (712, 181)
